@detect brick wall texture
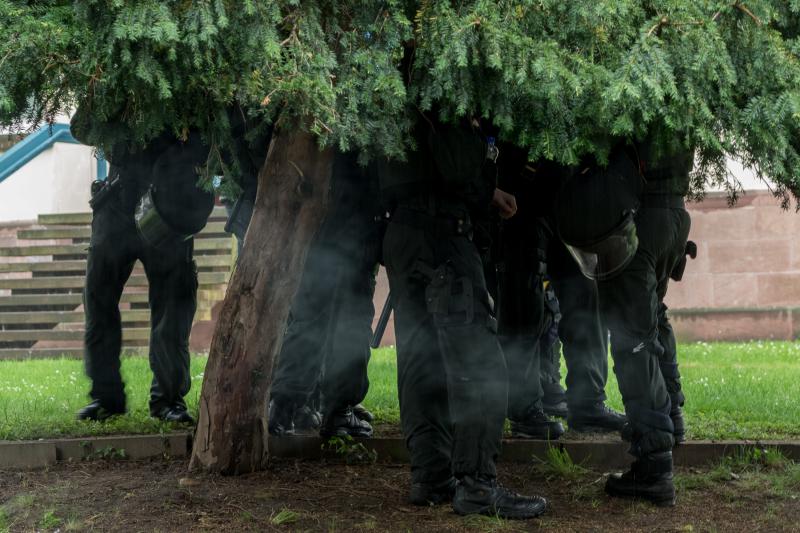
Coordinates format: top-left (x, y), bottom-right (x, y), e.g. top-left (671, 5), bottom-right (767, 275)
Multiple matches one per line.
top-left (665, 191), bottom-right (800, 341)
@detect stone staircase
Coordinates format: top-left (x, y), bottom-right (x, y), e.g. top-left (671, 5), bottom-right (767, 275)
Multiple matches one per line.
top-left (0, 207), bottom-right (234, 359)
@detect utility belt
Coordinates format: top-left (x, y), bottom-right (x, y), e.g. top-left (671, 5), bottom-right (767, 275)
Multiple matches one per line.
top-left (390, 207), bottom-right (473, 239)
top-left (640, 193), bottom-right (685, 210)
top-left (88, 174), bottom-right (122, 212)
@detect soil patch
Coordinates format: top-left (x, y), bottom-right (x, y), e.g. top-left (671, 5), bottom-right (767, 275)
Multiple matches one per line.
top-left (1, 457), bottom-right (798, 532)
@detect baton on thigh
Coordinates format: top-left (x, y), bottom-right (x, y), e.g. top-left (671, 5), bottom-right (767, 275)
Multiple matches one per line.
top-left (370, 292), bottom-right (393, 349)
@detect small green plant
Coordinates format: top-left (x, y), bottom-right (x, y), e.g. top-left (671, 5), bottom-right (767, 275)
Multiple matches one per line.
top-left (534, 445), bottom-right (589, 481)
top-left (678, 446), bottom-right (800, 502)
top-left (357, 517), bottom-right (378, 530)
top-left (271, 508), bottom-right (300, 526)
top-left (571, 475), bottom-right (605, 502)
top-left (39, 510), bottom-right (62, 530)
top-left (674, 472), bottom-right (716, 492)
top-left (63, 516), bottom-right (85, 532)
top-left (772, 462), bottom-right (800, 497)
top-left (322, 435), bottom-right (377, 465)
top-left (84, 446), bottom-right (128, 461)
top-left (0, 509), bottom-right (10, 533)
top-left (462, 513), bottom-right (515, 532)
top-left (720, 446), bottom-right (789, 473)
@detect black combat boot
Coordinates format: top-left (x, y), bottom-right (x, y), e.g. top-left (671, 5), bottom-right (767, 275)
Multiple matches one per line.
top-left (605, 451), bottom-right (676, 507)
top-left (268, 399), bottom-right (295, 436)
top-left (76, 400), bottom-right (126, 421)
top-left (154, 405), bottom-right (194, 424)
top-left (452, 475), bottom-right (548, 519)
top-left (542, 382), bottom-right (569, 418)
top-left (293, 405), bottom-right (322, 432)
top-left (671, 406), bottom-right (686, 445)
top-left (568, 402), bottom-right (627, 433)
top-left (319, 407), bottom-right (373, 438)
top-left (409, 477), bottom-right (458, 506)
top-left (510, 407), bottom-right (565, 440)
top-left (542, 399), bottom-right (569, 419)
top-left (352, 403), bottom-right (374, 423)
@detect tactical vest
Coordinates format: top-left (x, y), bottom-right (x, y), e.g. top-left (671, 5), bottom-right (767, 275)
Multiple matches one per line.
top-left (378, 117), bottom-right (495, 215)
top-left (149, 130), bottom-right (215, 237)
top-left (555, 147), bottom-right (642, 247)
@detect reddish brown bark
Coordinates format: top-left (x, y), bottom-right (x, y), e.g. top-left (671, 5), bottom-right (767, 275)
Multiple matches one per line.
top-left (190, 130), bottom-right (333, 474)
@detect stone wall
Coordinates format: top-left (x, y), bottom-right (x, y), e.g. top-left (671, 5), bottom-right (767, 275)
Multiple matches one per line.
top-left (665, 191), bottom-right (800, 341)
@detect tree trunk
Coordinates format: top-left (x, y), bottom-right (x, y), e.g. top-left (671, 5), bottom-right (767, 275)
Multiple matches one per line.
top-left (190, 129), bottom-right (333, 474)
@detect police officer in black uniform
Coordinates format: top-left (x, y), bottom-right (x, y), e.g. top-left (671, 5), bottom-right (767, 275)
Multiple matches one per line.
top-left (268, 151), bottom-right (382, 438)
top-left (494, 153), bottom-right (624, 436)
top-left (381, 113), bottom-right (547, 519)
top-left (547, 238), bottom-right (627, 433)
top-left (73, 117), bottom-right (214, 423)
top-left (557, 134), bottom-right (692, 506)
top-left (490, 149), bottom-right (564, 440)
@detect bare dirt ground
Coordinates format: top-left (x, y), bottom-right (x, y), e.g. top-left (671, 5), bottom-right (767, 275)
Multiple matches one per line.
top-left (1, 456), bottom-right (798, 532)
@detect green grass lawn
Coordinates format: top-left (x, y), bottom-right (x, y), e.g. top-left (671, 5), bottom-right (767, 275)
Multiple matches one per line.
top-left (1, 342), bottom-right (799, 441)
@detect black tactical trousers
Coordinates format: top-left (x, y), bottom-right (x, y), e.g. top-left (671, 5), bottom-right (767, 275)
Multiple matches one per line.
top-left (84, 197), bottom-right (197, 415)
top-left (658, 295), bottom-right (684, 411)
top-left (270, 222), bottom-right (378, 414)
top-left (384, 209), bottom-right (507, 484)
top-left (598, 205), bottom-right (690, 456)
top-left (496, 265), bottom-right (545, 420)
top-left (539, 289), bottom-right (565, 404)
top-left (492, 215), bottom-right (547, 420)
top-left (548, 241), bottom-right (609, 409)
top-left (539, 339), bottom-right (565, 402)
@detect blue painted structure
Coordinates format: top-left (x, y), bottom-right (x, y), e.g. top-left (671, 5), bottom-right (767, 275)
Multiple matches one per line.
top-left (0, 123), bottom-right (107, 184)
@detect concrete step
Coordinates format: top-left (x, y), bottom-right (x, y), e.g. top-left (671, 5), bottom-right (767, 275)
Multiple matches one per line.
top-left (0, 328), bottom-right (150, 342)
top-left (37, 213), bottom-right (91, 226)
top-left (0, 254), bottom-right (232, 273)
top-left (0, 292), bottom-right (148, 308)
top-left (0, 347), bottom-right (145, 360)
top-left (16, 227), bottom-right (92, 240)
top-left (0, 237), bottom-right (232, 257)
top-left (37, 207), bottom-right (230, 226)
top-left (0, 310), bottom-right (150, 325)
top-left (0, 243), bottom-right (86, 257)
top-left (16, 221), bottom-right (229, 241)
top-left (0, 261), bottom-right (87, 273)
top-left (0, 289), bottom-right (225, 308)
top-left (0, 271), bottom-right (228, 290)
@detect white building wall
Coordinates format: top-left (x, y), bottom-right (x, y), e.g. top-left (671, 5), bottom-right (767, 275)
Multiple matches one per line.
top-left (0, 142), bottom-right (98, 223)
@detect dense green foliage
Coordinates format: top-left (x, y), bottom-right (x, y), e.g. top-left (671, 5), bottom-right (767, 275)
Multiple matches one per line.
top-left (1, 1), bottom-right (800, 199)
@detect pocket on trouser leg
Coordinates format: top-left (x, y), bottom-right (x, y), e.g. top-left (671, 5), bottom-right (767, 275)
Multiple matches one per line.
top-left (425, 263), bottom-right (497, 332)
top-left (426, 265), bottom-right (473, 326)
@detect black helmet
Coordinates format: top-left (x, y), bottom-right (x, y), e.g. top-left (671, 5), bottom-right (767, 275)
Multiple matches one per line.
top-left (563, 213), bottom-right (638, 281)
top-left (135, 131), bottom-right (214, 248)
top-left (556, 148), bottom-right (642, 281)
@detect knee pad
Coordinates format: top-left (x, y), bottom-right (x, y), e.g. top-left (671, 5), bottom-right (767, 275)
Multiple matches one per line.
top-left (625, 400), bottom-right (675, 456)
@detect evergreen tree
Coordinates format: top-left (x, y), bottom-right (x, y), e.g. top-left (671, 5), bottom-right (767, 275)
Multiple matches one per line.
top-left (3, 1), bottom-right (800, 197)
top-left (3, 1), bottom-right (800, 472)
